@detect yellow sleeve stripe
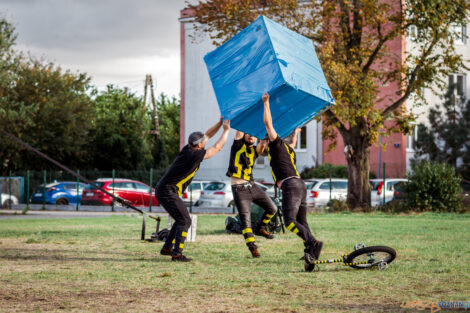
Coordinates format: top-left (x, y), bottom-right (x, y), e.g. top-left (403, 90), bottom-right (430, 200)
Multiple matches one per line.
top-left (245, 237), bottom-right (255, 243)
top-left (266, 214), bottom-right (275, 218)
top-left (286, 222), bottom-right (295, 231)
top-left (242, 228), bottom-right (253, 234)
top-left (182, 231), bottom-right (187, 237)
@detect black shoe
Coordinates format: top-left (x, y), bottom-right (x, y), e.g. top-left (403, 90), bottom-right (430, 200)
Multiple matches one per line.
top-left (312, 241), bottom-right (323, 260)
top-left (160, 247), bottom-right (173, 256)
top-left (305, 240), bottom-right (323, 261)
top-left (248, 244), bottom-right (261, 258)
top-left (254, 225), bottom-right (274, 239)
top-left (171, 254), bottom-right (192, 262)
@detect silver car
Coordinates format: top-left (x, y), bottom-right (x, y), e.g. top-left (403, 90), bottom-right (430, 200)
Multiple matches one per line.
top-left (198, 181), bottom-right (233, 208)
top-left (198, 181), bottom-right (272, 208)
top-left (370, 178), bottom-right (407, 206)
top-left (180, 180), bottom-right (210, 206)
top-left (305, 178), bottom-right (348, 207)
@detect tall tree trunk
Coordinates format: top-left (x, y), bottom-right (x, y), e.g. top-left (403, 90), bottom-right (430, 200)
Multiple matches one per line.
top-left (343, 128), bottom-right (371, 209)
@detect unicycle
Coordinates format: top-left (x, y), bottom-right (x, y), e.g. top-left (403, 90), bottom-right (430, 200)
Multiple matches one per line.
top-left (304, 243), bottom-right (396, 272)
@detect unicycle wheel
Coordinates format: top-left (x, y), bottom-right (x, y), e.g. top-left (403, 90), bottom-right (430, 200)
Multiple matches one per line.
top-left (344, 246), bottom-right (396, 269)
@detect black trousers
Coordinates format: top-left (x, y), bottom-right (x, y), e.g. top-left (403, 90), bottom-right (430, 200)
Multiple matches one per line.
top-left (156, 186), bottom-right (191, 255)
top-left (232, 182), bottom-right (277, 247)
top-left (281, 178), bottom-right (315, 245)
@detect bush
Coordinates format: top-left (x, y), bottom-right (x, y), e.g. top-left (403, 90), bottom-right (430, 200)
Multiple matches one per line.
top-left (327, 199), bottom-right (349, 212)
top-left (405, 162), bottom-right (461, 212)
top-left (301, 163), bottom-right (376, 179)
top-left (301, 163), bottom-right (348, 179)
top-left (377, 199), bottom-right (410, 214)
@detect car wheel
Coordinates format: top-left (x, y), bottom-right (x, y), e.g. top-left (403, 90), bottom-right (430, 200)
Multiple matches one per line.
top-left (55, 198), bottom-right (69, 205)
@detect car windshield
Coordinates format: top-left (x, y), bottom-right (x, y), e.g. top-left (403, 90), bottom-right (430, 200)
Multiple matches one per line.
top-left (205, 182), bottom-right (226, 191)
top-left (87, 182), bottom-right (105, 189)
top-left (370, 181), bottom-right (382, 190)
top-left (305, 181), bottom-right (319, 189)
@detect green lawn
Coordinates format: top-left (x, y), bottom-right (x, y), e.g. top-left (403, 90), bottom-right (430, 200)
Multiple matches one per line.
top-left (0, 213), bottom-right (469, 312)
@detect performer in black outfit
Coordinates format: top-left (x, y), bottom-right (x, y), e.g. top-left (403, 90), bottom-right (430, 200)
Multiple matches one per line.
top-left (262, 92), bottom-right (323, 271)
top-left (156, 118), bottom-right (230, 262)
top-left (227, 131), bottom-right (278, 258)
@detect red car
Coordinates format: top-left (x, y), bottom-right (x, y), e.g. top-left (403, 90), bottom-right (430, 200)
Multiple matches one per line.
top-left (81, 178), bottom-right (158, 207)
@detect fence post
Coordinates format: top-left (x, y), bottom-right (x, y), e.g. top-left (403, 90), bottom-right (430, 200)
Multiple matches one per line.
top-left (76, 170), bottom-right (80, 211)
top-left (189, 184), bottom-right (193, 214)
top-left (42, 170), bottom-right (46, 209)
top-left (8, 171), bottom-right (12, 209)
top-left (329, 164), bottom-right (332, 203)
top-left (26, 170), bottom-right (30, 210)
top-left (112, 169), bottom-right (115, 212)
top-left (383, 163), bottom-right (386, 205)
top-left (149, 168), bottom-right (153, 213)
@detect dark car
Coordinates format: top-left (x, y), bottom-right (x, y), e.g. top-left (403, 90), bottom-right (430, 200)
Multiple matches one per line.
top-left (81, 178), bottom-right (158, 207)
top-left (31, 181), bottom-right (87, 205)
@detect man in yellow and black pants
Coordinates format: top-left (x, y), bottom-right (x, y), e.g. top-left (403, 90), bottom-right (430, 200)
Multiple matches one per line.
top-left (227, 131), bottom-right (278, 258)
top-left (156, 118), bottom-right (230, 262)
top-left (262, 92), bottom-right (323, 271)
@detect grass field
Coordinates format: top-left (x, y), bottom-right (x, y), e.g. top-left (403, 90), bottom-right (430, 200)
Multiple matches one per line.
top-left (0, 213), bottom-right (469, 312)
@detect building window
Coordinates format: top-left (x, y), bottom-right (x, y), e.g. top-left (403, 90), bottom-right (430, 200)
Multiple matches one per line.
top-left (295, 126), bottom-right (307, 151)
top-left (451, 24), bottom-right (467, 45)
top-left (448, 73), bottom-right (466, 96)
top-left (406, 126), bottom-right (418, 151)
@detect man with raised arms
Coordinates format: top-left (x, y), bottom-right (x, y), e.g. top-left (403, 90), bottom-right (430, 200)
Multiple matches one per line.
top-left (156, 117), bottom-right (230, 262)
top-left (226, 131), bottom-right (278, 258)
top-left (262, 92), bottom-right (323, 271)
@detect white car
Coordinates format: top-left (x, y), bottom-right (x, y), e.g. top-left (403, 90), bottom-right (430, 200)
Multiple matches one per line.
top-left (198, 181), bottom-right (233, 208)
top-left (180, 180), bottom-right (211, 206)
top-left (370, 178), bottom-right (408, 206)
top-left (198, 181), bottom-right (271, 208)
top-left (305, 178), bottom-right (348, 207)
top-left (1, 194), bottom-right (19, 208)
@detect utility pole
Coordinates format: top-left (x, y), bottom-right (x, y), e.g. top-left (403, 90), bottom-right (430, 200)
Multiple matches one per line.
top-left (144, 74), bottom-right (160, 139)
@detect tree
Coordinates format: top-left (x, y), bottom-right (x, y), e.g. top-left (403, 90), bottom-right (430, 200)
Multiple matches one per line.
top-left (0, 18), bottom-right (93, 173)
top-left (414, 85), bottom-right (470, 167)
top-left (87, 85), bottom-right (153, 170)
top-left (155, 93), bottom-right (180, 162)
top-left (188, 0), bottom-right (469, 208)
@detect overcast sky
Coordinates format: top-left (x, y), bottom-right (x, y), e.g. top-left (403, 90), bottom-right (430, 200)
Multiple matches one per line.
top-left (0, 0), bottom-right (190, 97)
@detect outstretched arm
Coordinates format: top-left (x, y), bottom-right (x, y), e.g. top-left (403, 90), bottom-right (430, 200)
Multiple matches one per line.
top-left (204, 120), bottom-right (231, 159)
top-left (205, 117), bottom-right (223, 139)
top-left (235, 130), bottom-right (244, 140)
top-left (256, 139), bottom-right (268, 155)
top-left (262, 92), bottom-right (278, 141)
top-left (289, 128), bottom-right (301, 150)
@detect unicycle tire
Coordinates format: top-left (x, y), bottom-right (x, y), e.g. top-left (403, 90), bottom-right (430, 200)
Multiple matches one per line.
top-left (344, 246), bottom-right (396, 269)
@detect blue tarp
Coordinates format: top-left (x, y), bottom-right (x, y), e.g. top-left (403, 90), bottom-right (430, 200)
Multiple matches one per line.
top-left (204, 16), bottom-right (335, 139)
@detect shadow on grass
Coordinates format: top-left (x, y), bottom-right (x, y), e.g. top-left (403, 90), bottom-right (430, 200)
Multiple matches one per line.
top-left (0, 248), bottom-right (168, 263)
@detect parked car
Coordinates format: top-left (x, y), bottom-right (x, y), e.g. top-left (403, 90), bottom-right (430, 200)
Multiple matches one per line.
top-left (370, 178), bottom-right (408, 206)
top-left (180, 180), bottom-right (211, 206)
top-left (81, 178), bottom-right (158, 207)
top-left (1, 194), bottom-right (19, 208)
top-left (305, 178), bottom-right (348, 207)
top-left (198, 181), bottom-right (270, 208)
top-left (30, 181), bottom-right (87, 205)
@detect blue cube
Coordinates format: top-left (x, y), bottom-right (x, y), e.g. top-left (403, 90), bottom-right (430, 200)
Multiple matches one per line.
top-left (204, 16), bottom-right (335, 139)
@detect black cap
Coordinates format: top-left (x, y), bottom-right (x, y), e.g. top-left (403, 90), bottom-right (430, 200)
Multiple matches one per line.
top-left (188, 131), bottom-right (205, 146)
